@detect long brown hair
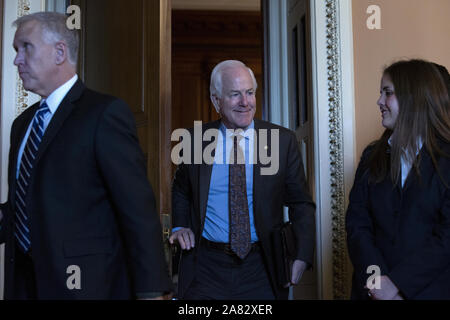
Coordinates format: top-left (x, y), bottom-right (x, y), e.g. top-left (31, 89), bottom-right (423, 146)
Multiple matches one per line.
top-left (367, 59), bottom-right (450, 186)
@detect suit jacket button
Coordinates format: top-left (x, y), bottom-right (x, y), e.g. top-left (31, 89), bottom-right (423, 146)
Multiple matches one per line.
top-left (10, 258), bottom-right (14, 263)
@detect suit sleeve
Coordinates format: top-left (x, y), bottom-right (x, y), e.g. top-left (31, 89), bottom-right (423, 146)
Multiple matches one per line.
top-left (283, 131), bottom-right (316, 266)
top-left (0, 202), bottom-right (6, 244)
top-left (388, 185), bottom-right (450, 298)
top-left (95, 99), bottom-right (172, 295)
top-left (171, 162), bottom-right (193, 229)
top-left (345, 147), bottom-right (390, 296)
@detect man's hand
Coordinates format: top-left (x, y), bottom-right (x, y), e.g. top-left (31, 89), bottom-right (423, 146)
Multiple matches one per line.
top-left (368, 275), bottom-right (401, 300)
top-left (169, 228), bottom-right (195, 250)
top-left (287, 259), bottom-right (308, 287)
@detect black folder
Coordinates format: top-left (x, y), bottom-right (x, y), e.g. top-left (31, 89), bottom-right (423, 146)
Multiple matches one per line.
top-left (271, 222), bottom-right (297, 287)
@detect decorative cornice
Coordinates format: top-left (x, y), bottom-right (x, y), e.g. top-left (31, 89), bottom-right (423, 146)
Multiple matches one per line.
top-left (15, 0), bottom-right (31, 117)
top-left (172, 10), bottom-right (261, 48)
top-left (325, 0), bottom-right (348, 300)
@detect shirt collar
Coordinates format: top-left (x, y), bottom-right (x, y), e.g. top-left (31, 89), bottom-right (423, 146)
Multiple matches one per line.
top-left (220, 120), bottom-right (255, 141)
top-left (41, 74), bottom-right (78, 114)
top-left (388, 134), bottom-right (424, 154)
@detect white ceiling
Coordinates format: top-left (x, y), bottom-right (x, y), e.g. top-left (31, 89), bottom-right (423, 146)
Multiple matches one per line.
top-left (172, 0), bottom-right (260, 11)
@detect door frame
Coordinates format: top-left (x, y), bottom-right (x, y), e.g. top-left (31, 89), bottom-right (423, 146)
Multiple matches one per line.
top-left (0, 0), bottom-right (3, 301)
top-left (263, 0), bottom-right (356, 299)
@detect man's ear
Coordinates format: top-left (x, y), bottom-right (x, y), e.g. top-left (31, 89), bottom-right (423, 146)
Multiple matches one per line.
top-left (211, 94), bottom-right (221, 114)
top-left (54, 42), bottom-right (67, 65)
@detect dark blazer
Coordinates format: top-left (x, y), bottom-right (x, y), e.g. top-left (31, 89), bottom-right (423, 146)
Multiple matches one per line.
top-left (0, 203), bottom-right (5, 244)
top-left (172, 119), bottom-right (316, 299)
top-left (346, 143), bottom-right (450, 300)
top-left (0, 80), bottom-right (172, 299)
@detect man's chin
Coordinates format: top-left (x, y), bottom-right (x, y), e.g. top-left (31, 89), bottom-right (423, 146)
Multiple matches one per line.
top-left (21, 82), bottom-right (36, 94)
top-left (20, 80), bottom-right (31, 90)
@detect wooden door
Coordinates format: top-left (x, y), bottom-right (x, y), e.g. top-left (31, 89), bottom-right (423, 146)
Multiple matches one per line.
top-left (287, 0), bottom-right (317, 299)
top-left (72, 0), bottom-right (173, 270)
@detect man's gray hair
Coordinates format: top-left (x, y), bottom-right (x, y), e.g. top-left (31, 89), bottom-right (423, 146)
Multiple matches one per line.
top-left (210, 60), bottom-right (258, 109)
top-left (13, 12), bottom-right (79, 66)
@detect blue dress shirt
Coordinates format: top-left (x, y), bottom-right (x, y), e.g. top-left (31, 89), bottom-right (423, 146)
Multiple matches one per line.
top-left (201, 121), bottom-right (259, 243)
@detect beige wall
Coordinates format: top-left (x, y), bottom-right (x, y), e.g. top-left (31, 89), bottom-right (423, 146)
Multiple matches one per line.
top-left (352, 0), bottom-right (450, 158)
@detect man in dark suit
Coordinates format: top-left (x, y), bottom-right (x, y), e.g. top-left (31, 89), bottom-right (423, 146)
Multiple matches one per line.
top-left (0, 12), bottom-right (171, 299)
top-left (169, 60), bottom-right (315, 299)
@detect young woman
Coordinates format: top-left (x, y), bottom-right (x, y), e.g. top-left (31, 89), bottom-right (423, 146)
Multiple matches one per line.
top-left (346, 59), bottom-right (450, 300)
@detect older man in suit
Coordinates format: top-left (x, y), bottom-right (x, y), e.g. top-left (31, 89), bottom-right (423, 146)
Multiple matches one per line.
top-left (0, 12), bottom-right (171, 299)
top-left (169, 60), bottom-right (316, 299)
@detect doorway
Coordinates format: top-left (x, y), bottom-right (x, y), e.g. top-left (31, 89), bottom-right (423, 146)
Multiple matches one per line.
top-left (75, 0), bottom-right (321, 299)
top-left (170, 0), bottom-right (264, 296)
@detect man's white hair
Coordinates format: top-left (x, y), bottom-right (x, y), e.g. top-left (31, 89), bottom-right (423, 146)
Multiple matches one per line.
top-left (210, 60), bottom-right (258, 112)
top-left (13, 12), bottom-right (79, 66)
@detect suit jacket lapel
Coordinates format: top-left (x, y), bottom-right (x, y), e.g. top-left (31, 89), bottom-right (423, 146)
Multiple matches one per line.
top-left (253, 120), bottom-right (272, 224)
top-left (198, 120), bottom-right (220, 223)
top-left (34, 80), bottom-right (85, 166)
top-left (402, 167), bottom-right (415, 193)
top-left (11, 106), bottom-right (38, 169)
top-left (403, 147), bottom-right (433, 193)
top-left (9, 105), bottom-right (39, 203)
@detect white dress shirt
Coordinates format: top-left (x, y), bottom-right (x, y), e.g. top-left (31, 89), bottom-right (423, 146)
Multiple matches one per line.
top-left (16, 75), bottom-right (78, 178)
top-left (388, 136), bottom-right (423, 187)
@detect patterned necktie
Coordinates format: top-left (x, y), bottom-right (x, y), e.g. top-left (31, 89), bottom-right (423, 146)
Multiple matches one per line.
top-left (229, 133), bottom-right (251, 259)
top-left (15, 103), bottom-right (50, 253)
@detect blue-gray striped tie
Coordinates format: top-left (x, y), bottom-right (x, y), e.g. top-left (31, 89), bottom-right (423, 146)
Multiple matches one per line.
top-left (15, 103), bottom-right (49, 253)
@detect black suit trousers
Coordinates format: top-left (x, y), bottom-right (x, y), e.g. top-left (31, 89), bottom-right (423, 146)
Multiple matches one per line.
top-left (183, 239), bottom-right (275, 300)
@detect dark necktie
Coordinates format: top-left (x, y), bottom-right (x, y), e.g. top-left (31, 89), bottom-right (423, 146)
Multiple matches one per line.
top-left (15, 103), bottom-right (50, 253)
top-left (229, 133), bottom-right (251, 259)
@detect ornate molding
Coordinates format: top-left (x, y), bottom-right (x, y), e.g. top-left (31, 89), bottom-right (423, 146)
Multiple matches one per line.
top-left (172, 10), bottom-right (261, 47)
top-left (325, 0), bottom-right (348, 300)
top-left (17, 0), bottom-right (31, 16)
top-left (15, 0), bottom-right (31, 117)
